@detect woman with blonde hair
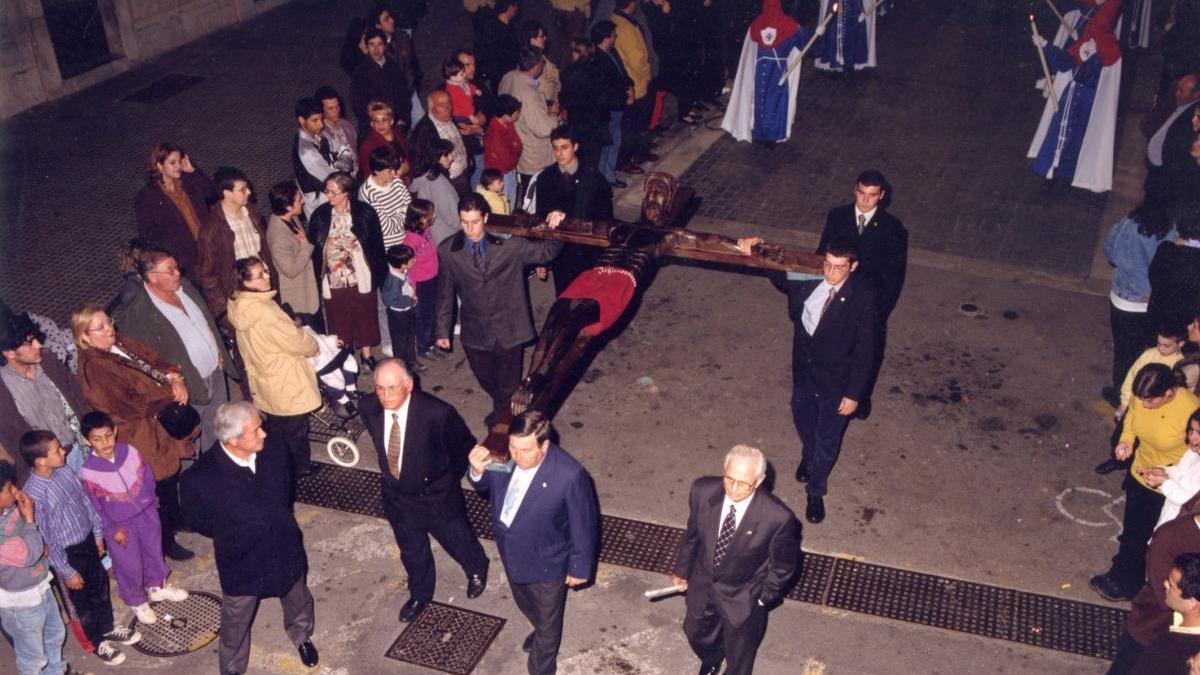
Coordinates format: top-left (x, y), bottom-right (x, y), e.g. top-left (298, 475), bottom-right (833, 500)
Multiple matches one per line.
top-left (72, 303), bottom-right (196, 561)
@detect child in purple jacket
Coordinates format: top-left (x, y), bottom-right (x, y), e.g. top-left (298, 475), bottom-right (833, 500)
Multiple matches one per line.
top-left (78, 412), bottom-right (187, 625)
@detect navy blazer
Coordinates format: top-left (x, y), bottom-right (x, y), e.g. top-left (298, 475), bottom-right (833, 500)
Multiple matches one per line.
top-left (674, 477), bottom-right (799, 629)
top-left (779, 273), bottom-right (878, 401)
top-left (471, 444), bottom-right (599, 585)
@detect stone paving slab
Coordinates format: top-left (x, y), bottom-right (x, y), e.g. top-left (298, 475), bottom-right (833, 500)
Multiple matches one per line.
top-left (680, 0), bottom-right (1111, 277)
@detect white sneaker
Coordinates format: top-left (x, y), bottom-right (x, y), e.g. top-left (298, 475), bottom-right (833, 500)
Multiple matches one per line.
top-left (102, 625), bottom-right (141, 645)
top-left (95, 641), bottom-right (126, 666)
top-left (148, 584), bottom-right (189, 602)
top-left (132, 602), bottom-right (157, 624)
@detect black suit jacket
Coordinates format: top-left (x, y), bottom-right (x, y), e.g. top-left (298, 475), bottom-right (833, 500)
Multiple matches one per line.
top-left (180, 439), bottom-right (306, 597)
top-left (674, 477), bottom-right (799, 629)
top-left (530, 164), bottom-right (614, 222)
top-left (307, 199), bottom-right (388, 292)
top-left (359, 390), bottom-right (475, 518)
top-left (817, 204), bottom-right (908, 320)
top-left (780, 273), bottom-right (878, 402)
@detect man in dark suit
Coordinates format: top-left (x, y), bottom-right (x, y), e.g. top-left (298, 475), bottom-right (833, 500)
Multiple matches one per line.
top-left (738, 237), bottom-right (877, 524)
top-left (180, 402), bottom-right (318, 674)
top-left (816, 169), bottom-right (907, 420)
top-left (525, 126), bottom-right (615, 294)
top-left (1144, 73), bottom-right (1200, 203)
top-left (467, 411), bottom-right (598, 675)
top-left (435, 193), bottom-right (564, 426)
top-left (671, 445), bottom-right (799, 675)
top-left (360, 359), bottom-right (488, 623)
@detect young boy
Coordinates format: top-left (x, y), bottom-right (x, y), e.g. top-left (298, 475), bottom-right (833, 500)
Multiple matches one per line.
top-left (0, 458), bottom-right (77, 675)
top-left (78, 412), bottom-right (188, 627)
top-left (1096, 324), bottom-right (1190, 474)
top-left (444, 57), bottom-right (486, 189)
top-left (381, 244), bottom-right (420, 370)
top-left (475, 168), bottom-right (511, 216)
top-left (20, 430), bottom-right (139, 665)
top-left (483, 94), bottom-right (523, 206)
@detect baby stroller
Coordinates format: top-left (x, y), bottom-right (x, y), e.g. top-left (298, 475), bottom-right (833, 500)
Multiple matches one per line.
top-left (305, 328), bottom-right (367, 467)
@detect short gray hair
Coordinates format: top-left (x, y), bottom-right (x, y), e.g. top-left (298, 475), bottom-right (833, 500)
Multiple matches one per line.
top-left (374, 357), bottom-right (412, 383)
top-left (214, 401), bottom-right (260, 443)
top-left (724, 444), bottom-right (767, 480)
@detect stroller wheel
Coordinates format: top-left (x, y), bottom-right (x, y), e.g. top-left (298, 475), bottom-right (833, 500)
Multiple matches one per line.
top-left (326, 436), bottom-right (360, 467)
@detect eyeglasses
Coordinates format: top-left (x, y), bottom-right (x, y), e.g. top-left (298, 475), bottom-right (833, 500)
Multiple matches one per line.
top-left (149, 265), bottom-right (181, 276)
top-left (823, 260), bottom-right (851, 272)
top-left (324, 189), bottom-right (345, 197)
top-left (723, 475), bottom-right (756, 491)
top-left (86, 318), bottom-right (114, 333)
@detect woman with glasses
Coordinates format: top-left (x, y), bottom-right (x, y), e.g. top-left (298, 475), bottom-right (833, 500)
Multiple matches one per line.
top-left (226, 257), bottom-right (321, 477)
top-left (307, 172), bottom-right (387, 369)
top-left (72, 304), bottom-right (196, 561)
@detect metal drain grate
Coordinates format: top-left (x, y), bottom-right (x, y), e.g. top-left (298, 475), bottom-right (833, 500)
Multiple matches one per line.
top-left (384, 601), bottom-right (505, 674)
top-left (297, 465), bottom-right (1128, 660)
top-left (128, 591), bottom-right (221, 657)
top-left (121, 74), bottom-right (206, 104)
top-left (788, 551), bottom-right (835, 605)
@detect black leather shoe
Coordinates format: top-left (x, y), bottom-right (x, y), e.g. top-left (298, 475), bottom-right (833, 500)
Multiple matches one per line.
top-left (794, 463), bottom-right (810, 483)
top-left (467, 571), bottom-right (487, 599)
top-left (806, 495), bottom-right (825, 524)
top-left (398, 598), bottom-right (428, 623)
top-left (522, 632), bottom-right (534, 653)
top-left (296, 640), bottom-right (319, 667)
top-left (163, 540), bottom-right (195, 561)
top-left (698, 661), bottom-right (722, 675)
top-left (1094, 458), bottom-right (1128, 475)
top-left (1089, 573), bottom-right (1137, 602)
top-left (609, 178), bottom-right (628, 189)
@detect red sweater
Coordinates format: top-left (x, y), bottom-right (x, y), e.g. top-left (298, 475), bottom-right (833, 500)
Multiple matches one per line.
top-left (484, 117), bottom-right (522, 173)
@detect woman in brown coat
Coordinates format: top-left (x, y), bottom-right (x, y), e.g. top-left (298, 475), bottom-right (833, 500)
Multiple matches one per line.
top-left (72, 304), bottom-right (196, 561)
top-left (134, 142), bottom-right (215, 282)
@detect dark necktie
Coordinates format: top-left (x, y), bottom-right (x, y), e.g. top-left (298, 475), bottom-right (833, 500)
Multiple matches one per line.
top-left (386, 412), bottom-right (402, 479)
top-left (857, 213), bottom-right (867, 235)
top-left (713, 504), bottom-right (737, 570)
top-left (471, 241), bottom-right (486, 273)
top-left (819, 286), bottom-right (837, 321)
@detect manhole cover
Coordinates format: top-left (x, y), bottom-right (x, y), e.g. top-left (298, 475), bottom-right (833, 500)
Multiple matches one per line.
top-left (128, 590), bottom-right (221, 657)
top-left (384, 601), bottom-right (505, 674)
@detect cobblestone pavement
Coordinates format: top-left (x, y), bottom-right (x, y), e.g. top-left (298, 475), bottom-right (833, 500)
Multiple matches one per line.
top-left (680, 0), bottom-right (1111, 277)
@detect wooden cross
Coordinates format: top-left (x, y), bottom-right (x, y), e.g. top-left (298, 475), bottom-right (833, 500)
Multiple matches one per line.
top-left (479, 173), bottom-right (823, 461)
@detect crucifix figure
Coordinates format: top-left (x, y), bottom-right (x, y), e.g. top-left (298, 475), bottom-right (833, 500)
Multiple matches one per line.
top-left (479, 172), bottom-right (823, 461)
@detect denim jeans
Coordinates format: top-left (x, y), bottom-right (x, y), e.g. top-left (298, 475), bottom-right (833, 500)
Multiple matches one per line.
top-left (0, 586), bottom-right (67, 675)
top-left (599, 111), bottom-right (623, 181)
top-left (502, 170), bottom-right (518, 208)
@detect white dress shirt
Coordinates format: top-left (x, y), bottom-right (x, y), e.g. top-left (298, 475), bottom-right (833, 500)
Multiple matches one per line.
top-left (220, 443), bottom-right (257, 473)
top-left (1148, 101), bottom-right (1199, 166)
top-left (499, 462), bottom-right (542, 527)
top-left (717, 492), bottom-right (754, 539)
top-left (801, 279), bottom-right (845, 336)
top-left (854, 205), bottom-right (878, 232)
top-left (381, 395), bottom-right (413, 477)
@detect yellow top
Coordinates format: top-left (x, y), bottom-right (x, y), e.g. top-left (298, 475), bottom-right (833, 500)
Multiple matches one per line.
top-left (475, 184), bottom-right (510, 216)
top-left (1122, 387), bottom-right (1200, 491)
top-left (612, 14), bottom-right (651, 99)
top-left (550, 0), bottom-right (590, 14)
top-left (1120, 347), bottom-right (1185, 408)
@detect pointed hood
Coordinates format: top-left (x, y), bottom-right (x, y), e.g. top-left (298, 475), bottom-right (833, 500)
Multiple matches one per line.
top-left (749, 0), bottom-right (801, 48)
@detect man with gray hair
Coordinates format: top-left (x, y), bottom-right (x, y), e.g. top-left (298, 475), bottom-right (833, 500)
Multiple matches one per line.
top-left (180, 401), bottom-right (319, 673)
top-left (671, 445), bottom-right (799, 675)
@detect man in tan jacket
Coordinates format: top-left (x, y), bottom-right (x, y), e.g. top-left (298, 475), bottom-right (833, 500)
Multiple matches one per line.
top-left (499, 46), bottom-right (562, 206)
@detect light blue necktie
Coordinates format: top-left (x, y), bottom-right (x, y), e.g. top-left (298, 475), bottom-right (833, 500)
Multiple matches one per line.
top-left (501, 474), bottom-right (526, 526)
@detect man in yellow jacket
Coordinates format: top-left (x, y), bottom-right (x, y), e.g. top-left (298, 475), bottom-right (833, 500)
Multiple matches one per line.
top-left (611, 0), bottom-right (656, 173)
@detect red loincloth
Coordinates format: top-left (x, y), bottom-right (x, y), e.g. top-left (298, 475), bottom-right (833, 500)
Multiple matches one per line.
top-left (558, 267), bottom-right (638, 336)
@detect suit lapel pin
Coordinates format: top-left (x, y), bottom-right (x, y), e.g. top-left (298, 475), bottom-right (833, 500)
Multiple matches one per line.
top-left (839, 297), bottom-right (846, 302)
top-left (746, 530), bottom-right (753, 536)
top-left (542, 481), bottom-right (548, 488)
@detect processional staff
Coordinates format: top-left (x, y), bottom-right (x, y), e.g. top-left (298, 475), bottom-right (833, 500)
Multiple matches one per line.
top-left (777, 3), bottom-right (838, 86)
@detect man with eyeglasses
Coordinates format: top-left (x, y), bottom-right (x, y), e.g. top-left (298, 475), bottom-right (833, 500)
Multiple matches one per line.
top-left (358, 359), bottom-right (490, 625)
top-left (0, 311), bottom-right (91, 484)
top-left (195, 166), bottom-right (275, 329)
top-left (737, 236), bottom-right (878, 525)
top-left (671, 445), bottom-right (798, 675)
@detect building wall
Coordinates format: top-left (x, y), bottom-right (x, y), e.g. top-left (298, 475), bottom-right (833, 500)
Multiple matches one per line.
top-left (0, 0), bottom-right (289, 119)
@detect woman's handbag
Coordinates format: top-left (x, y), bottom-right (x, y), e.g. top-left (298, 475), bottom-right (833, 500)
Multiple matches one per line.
top-left (157, 401), bottom-right (201, 440)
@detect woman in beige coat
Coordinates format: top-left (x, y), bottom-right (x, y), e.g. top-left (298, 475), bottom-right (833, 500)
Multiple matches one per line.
top-left (226, 256), bottom-right (321, 476)
top-left (265, 181), bottom-right (320, 327)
